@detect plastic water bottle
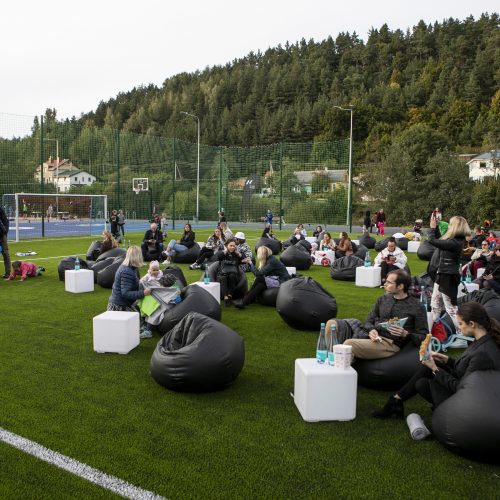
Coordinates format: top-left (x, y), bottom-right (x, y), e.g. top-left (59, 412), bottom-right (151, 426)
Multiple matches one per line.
top-left (316, 323), bottom-right (327, 364)
top-left (420, 285), bottom-right (425, 305)
top-left (74, 256), bottom-right (80, 271)
top-left (128, 239), bottom-right (131, 249)
top-left (465, 266), bottom-right (472, 283)
top-left (364, 251), bottom-right (371, 267)
top-left (328, 323), bottom-right (339, 366)
top-left (203, 268), bottom-right (210, 284)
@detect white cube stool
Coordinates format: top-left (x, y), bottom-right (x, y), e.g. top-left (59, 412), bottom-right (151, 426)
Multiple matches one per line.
top-left (294, 359), bottom-right (357, 422)
top-left (352, 239), bottom-right (360, 246)
top-left (408, 241), bottom-right (421, 253)
top-left (355, 266), bottom-right (381, 288)
top-left (286, 267), bottom-right (296, 276)
top-left (305, 237), bottom-right (317, 244)
top-left (477, 267), bottom-right (486, 279)
top-left (93, 311), bottom-right (140, 354)
top-left (457, 282), bottom-right (479, 298)
top-left (191, 281), bottom-right (221, 304)
top-left (65, 269), bottom-right (94, 293)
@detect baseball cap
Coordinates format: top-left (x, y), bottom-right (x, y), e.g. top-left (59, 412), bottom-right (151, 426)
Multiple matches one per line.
top-left (235, 231), bottom-right (245, 240)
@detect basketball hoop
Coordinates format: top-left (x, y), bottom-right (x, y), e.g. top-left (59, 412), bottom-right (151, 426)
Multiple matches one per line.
top-left (133, 189), bottom-right (140, 195)
top-left (132, 177), bottom-right (149, 194)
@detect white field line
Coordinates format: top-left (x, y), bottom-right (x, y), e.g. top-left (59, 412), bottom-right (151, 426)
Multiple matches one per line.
top-left (0, 428), bottom-right (166, 500)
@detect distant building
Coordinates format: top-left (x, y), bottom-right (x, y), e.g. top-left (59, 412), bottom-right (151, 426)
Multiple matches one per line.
top-left (35, 157), bottom-right (96, 192)
top-left (292, 169), bottom-right (348, 194)
top-left (467, 150), bottom-right (500, 181)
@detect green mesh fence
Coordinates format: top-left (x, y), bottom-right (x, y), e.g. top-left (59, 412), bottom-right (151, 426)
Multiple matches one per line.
top-left (0, 113), bottom-right (351, 237)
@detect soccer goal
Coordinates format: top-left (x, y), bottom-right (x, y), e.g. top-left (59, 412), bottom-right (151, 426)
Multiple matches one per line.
top-left (2, 193), bottom-right (107, 241)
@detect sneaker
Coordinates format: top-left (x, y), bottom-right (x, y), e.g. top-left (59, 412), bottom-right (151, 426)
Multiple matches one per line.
top-left (2, 273), bottom-right (9, 280)
top-left (163, 260), bottom-right (171, 266)
top-left (140, 328), bottom-right (153, 339)
top-left (224, 298), bottom-right (232, 307)
top-left (233, 299), bottom-right (245, 309)
top-left (38, 267), bottom-right (45, 272)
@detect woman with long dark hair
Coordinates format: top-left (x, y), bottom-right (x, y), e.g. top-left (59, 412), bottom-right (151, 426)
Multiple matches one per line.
top-left (190, 227), bottom-right (225, 270)
top-left (216, 238), bottom-right (245, 307)
top-left (163, 223), bottom-right (196, 264)
top-left (373, 301), bottom-right (500, 419)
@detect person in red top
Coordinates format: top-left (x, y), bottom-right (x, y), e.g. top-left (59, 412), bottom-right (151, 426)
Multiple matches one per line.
top-left (8, 260), bottom-right (45, 281)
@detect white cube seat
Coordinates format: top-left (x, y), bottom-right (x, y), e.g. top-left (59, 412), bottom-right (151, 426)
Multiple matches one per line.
top-left (408, 241), bottom-right (421, 253)
top-left (191, 281), bottom-right (221, 304)
top-left (355, 266), bottom-right (381, 288)
top-left (286, 267), bottom-right (296, 276)
top-left (305, 237), bottom-right (317, 244)
top-left (93, 311), bottom-right (140, 354)
top-left (65, 269), bottom-right (94, 293)
top-left (294, 358), bottom-right (357, 422)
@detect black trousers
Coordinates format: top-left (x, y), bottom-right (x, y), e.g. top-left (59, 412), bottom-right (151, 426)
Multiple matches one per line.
top-left (380, 261), bottom-right (399, 281)
top-left (243, 275), bottom-right (267, 305)
top-left (219, 272), bottom-right (239, 297)
top-left (195, 247), bottom-right (214, 265)
top-left (397, 363), bottom-right (454, 408)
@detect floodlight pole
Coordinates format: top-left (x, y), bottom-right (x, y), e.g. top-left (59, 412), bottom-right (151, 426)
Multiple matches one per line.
top-left (180, 111), bottom-right (200, 223)
top-left (333, 105), bottom-right (354, 233)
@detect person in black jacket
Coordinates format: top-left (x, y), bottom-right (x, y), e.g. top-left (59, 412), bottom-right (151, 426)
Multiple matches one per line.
top-left (373, 301), bottom-right (500, 418)
top-left (141, 222), bottom-right (164, 260)
top-left (163, 223), bottom-right (195, 264)
top-left (428, 215), bottom-right (470, 330)
top-left (234, 246), bottom-right (290, 309)
top-left (0, 206), bottom-right (11, 279)
top-left (217, 238), bottom-right (245, 307)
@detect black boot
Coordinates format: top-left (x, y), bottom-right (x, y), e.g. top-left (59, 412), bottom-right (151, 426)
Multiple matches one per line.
top-left (372, 396), bottom-right (404, 419)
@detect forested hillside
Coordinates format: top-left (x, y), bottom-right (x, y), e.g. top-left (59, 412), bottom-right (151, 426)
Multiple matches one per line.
top-left (82, 13), bottom-right (499, 161)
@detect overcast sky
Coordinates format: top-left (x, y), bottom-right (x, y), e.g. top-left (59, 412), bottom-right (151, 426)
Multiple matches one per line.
top-left (0, 0), bottom-right (497, 129)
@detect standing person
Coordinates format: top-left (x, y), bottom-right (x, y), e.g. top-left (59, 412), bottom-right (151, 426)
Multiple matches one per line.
top-left (160, 213), bottom-right (168, 235)
top-left (46, 203), bottom-right (54, 222)
top-left (375, 209), bottom-right (386, 236)
top-left (0, 206), bottom-right (12, 279)
top-left (372, 302), bottom-right (500, 419)
top-left (218, 209), bottom-right (226, 226)
top-left (428, 215), bottom-right (470, 330)
top-left (265, 209), bottom-right (273, 226)
top-left (234, 246), bottom-right (290, 309)
top-left (432, 207), bottom-right (442, 222)
top-left (22, 199), bottom-right (28, 220)
top-left (117, 209), bottom-right (126, 237)
top-left (109, 210), bottom-right (120, 241)
top-left (363, 210), bottom-right (372, 233)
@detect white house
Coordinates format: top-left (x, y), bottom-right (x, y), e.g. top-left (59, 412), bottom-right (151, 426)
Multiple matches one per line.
top-left (35, 157), bottom-right (96, 192)
top-left (467, 150), bottom-right (499, 181)
top-left (292, 169), bottom-right (348, 194)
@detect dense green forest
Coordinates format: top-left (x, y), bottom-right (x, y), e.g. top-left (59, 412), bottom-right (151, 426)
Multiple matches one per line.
top-left (82, 13), bottom-right (499, 161)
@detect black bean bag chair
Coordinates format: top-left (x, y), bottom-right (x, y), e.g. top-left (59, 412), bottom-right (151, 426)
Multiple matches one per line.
top-left (353, 343), bottom-right (421, 391)
top-left (255, 237), bottom-right (282, 255)
top-left (86, 240), bottom-right (102, 261)
top-left (374, 238), bottom-right (390, 252)
top-left (257, 287), bottom-right (280, 307)
top-left (96, 256), bottom-right (125, 289)
top-left (207, 261), bottom-right (248, 300)
top-left (157, 284), bottom-right (221, 335)
top-left (280, 244), bottom-right (312, 271)
top-left (330, 255), bottom-right (364, 281)
top-left (172, 243), bottom-right (201, 264)
top-left (353, 243), bottom-right (368, 260)
top-left (96, 246), bottom-right (126, 262)
top-left (358, 233), bottom-right (376, 249)
top-left (162, 264), bottom-right (187, 289)
top-left (276, 276), bottom-right (337, 331)
top-left (432, 370), bottom-right (500, 460)
top-left (88, 257), bottom-right (115, 282)
top-left (417, 240), bottom-right (436, 261)
top-left (374, 237), bottom-right (408, 252)
top-left (144, 247), bottom-right (162, 262)
top-left (396, 238), bottom-right (408, 251)
top-left (151, 312), bottom-right (244, 392)
top-left (297, 239), bottom-right (312, 252)
top-left (57, 257), bottom-right (89, 281)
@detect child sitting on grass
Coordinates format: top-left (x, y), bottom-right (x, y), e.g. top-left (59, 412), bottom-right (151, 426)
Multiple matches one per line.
top-left (8, 260), bottom-right (45, 281)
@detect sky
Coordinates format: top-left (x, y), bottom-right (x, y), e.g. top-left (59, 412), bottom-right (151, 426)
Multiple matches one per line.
top-left (0, 0), bottom-right (498, 135)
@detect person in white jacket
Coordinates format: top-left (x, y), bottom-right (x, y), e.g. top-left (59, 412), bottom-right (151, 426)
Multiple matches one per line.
top-left (374, 237), bottom-right (408, 285)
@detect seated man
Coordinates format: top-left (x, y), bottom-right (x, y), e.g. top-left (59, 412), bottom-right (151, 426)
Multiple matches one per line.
top-left (470, 225), bottom-right (487, 248)
top-left (326, 269), bottom-right (427, 360)
top-left (234, 231), bottom-right (253, 272)
top-left (141, 223), bottom-right (164, 261)
top-left (373, 237), bottom-right (407, 285)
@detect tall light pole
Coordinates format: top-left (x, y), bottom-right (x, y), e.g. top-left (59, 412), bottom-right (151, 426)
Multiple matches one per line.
top-left (180, 111), bottom-right (200, 223)
top-left (43, 137), bottom-right (59, 216)
top-left (333, 105), bottom-right (354, 232)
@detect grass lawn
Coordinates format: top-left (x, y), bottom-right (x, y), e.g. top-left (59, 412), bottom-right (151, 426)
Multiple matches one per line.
top-left (1, 229), bottom-right (499, 499)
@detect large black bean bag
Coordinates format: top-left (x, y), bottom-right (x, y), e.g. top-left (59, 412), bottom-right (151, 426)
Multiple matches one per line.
top-left (358, 233), bottom-right (376, 249)
top-left (257, 287), bottom-right (280, 307)
top-left (297, 239), bottom-right (312, 252)
top-left (374, 237), bottom-right (390, 252)
top-left (353, 343), bottom-right (421, 391)
top-left (86, 240), bottom-right (102, 261)
top-left (374, 237), bottom-right (408, 252)
top-left (417, 240), bottom-right (436, 261)
top-left (276, 276), bottom-right (337, 331)
top-left (88, 257), bottom-right (115, 282)
top-left (144, 247), bottom-right (162, 262)
top-left (280, 244), bottom-right (312, 271)
top-left (157, 284), bottom-right (221, 335)
top-left (172, 243), bottom-right (201, 264)
top-left (207, 261), bottom-right (248, 299)
top-left (432, 370), bottom-right (500, 460)
top-left (330, 255), bottom-right (364, 281)
top-left (255, 237), bottom-right (282, 255)
top-left (396, 238), bottom-right (408, 251)
top-left (151, 312), bottom-right (244, 392)
top-left (353, 243), bottom-right (368, 260)
top-left (96, 246), bottom-right (126, 262)
top-left (57, 257), bottom-right (89, 281)
top-left (96, 256), bottom-right (125, 288)
top-left (162, 264), bottom-right (187, 289)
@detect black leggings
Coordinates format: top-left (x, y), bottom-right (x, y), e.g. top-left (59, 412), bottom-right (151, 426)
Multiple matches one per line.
top-left (195, 247), bottom-right (214, 265)
top-left (397, 363), bottom-right (454, 408)
top-left (219, 272), bottom-right (239, 297)
top-left (380, 261), bottom-right (399, 281)
top-left (242, 275), bottom-right (267, 305)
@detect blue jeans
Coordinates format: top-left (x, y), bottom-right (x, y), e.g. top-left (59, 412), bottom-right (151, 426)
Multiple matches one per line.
top-left (166, 239), bottom-right (188, 256)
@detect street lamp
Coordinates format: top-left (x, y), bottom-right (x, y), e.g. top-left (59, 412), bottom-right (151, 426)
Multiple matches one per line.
top-left (333, 105), bottom-right (354, 232)
top-left (180, 111), bottom-right (200, 223)
top-left (43, 137), bottom-right (60, 216)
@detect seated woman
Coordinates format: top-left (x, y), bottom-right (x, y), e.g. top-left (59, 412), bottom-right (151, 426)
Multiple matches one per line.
top-left (372, 302), bottom-right (500, 419)
top-left (313, 225), bottom-right (324, 240)
top-left (234, 246), bottom-right (290, 309)
top-left (216, 238), bottom-right (245, 307)
top-left (163, 223), bottom-right (196, 264)
top-left (478, 246), bottom-right (500, 292)
top-left (462, 241), bottom-right (492, 279)
top-left (335, 232), bottom-right (354, 258)
top-left (189, 227), bottom-right (225, 270)
top-left (261, 225), bottom-right (279, 240)
top-left (289, 224), bottom-right (306, 245)
top-left (319, 232), bottom-right (336, 251)
top-left (99, 230), bottom-right (119, 256)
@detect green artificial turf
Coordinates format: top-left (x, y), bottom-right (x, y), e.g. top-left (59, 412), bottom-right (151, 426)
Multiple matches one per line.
top-left (1, 230), bottom-right (499, 499)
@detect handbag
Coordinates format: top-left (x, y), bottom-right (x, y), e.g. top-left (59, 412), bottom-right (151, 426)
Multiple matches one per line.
top-left (264, 275), bottom-right (280, 288)
top-left (220, 262), bottom-right (238, 275)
